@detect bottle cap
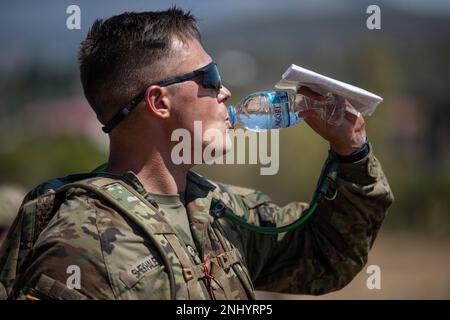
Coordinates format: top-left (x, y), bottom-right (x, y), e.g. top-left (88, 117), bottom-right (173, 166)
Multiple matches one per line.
top-left (228, 105), bottom-right (236, 126)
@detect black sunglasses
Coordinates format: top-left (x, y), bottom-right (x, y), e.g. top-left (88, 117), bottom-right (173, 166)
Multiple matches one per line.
top-left (102, 62), bottom-right (222, 133)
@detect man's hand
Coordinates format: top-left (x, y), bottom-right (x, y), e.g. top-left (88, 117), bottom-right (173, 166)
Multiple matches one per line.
top-left (297, 86), bottom-right (367, 156)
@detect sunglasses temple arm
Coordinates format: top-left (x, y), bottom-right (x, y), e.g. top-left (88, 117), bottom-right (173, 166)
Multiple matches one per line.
top-left (102, 91), bottom-right (146, 133)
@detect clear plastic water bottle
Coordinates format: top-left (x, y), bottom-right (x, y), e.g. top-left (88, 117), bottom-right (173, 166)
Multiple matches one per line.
top-left (228, 90), bottom-right (346, 131)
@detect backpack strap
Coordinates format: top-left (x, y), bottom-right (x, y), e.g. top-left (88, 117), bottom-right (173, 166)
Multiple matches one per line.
top-left (164, 234), bottom-right (207, 299)
top-left (86, 178), bottom-right (208, 299)
top-left (2, 175), bottom-right (204, 300)
top-left (214, 247), bottom-right (242, 270)
top-left (55, 177), bottom-right (178, 300)
top-left (3, 174), bottom-right (247, 300)
top-left (61, 177), bottom-right (221, 300)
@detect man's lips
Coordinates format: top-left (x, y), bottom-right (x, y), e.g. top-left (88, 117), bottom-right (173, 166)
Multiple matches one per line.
top-left (225, 118), bottom-right (233, 129)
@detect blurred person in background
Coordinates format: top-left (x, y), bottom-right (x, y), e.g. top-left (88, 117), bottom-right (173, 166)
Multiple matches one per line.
top-left (0, 184), bottom-right (26, 246)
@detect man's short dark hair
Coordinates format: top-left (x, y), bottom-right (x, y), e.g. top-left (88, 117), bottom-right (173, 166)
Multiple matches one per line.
top-left (79, 7), bottom-right (201, 124)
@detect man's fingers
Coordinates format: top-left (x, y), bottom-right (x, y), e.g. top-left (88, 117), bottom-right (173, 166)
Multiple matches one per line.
top-left (344, 111), bottom-right (359, 124)
top-left (297, 86), bottom-right (327, 101)
top-left (299, 110), bottom-right (326, 132)
top-left (298, 110), bottom-right (317, 119)
top-left (344, 112), bottom-right (366, 132)
top-left (299, 110), bottom-right (324, 127)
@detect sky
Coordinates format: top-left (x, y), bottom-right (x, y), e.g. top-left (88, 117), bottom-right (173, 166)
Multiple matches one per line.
top-left (0, 0), bottom-right (449, 73)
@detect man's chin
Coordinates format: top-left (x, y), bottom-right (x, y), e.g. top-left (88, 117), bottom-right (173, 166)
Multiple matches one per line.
top-left (200, 140), bottom-right (232, 164)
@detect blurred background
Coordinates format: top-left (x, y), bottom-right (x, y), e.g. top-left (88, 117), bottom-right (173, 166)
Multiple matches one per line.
top-left (0, 0), bottom-right (449, 299)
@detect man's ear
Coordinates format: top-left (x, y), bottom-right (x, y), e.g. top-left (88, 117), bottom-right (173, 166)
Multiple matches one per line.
top-left (145, 85), bottom-right (171, 119)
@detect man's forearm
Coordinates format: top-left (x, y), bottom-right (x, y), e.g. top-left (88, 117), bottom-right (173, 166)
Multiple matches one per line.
top-left (252, 145), bottom-right (394, 294)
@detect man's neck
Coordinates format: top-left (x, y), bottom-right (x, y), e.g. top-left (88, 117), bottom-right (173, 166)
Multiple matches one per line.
top-left (105, 141), bottom-right (192, 195)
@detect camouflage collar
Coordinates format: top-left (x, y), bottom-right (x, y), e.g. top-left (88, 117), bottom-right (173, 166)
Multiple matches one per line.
top-left (60, 170), bottom-right (217, 205)
top-left (111, 170), bottom-right (217, 196)
top-left (187, 171), bottom-right (217, 191)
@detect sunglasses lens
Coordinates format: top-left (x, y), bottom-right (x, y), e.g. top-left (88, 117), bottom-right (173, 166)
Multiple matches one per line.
top-left (202, 64), bottom-right (222, 90)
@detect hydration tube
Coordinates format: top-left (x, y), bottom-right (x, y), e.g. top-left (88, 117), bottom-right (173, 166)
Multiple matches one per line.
top-left (219, 156), bottom-right (338, 234)
top-left (91, 156), bottom-right (339, 235)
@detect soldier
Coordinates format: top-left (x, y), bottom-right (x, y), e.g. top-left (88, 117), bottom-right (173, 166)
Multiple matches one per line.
top-left (0, 7), bottom-right (393, 300)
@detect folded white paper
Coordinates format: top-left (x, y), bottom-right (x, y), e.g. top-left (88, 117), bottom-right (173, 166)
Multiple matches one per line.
top-left (275, 64), bottom-right (383, 117)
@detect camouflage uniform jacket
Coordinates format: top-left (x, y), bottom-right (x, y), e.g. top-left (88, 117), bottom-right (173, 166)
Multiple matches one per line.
top-left (0, 145), bottom-right (393, 299)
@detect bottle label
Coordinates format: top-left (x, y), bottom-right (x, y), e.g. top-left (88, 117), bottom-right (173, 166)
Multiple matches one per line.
top-left (273, 103), bottom-right (283, 128)
top-left (270, 92), bottom-right (289, 128)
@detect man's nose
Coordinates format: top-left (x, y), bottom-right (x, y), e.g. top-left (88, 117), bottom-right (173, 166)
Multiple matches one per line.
top-left (217, 85), bottom-right (231, 103)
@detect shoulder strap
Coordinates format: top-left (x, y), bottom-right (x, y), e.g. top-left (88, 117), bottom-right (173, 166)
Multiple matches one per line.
top-left (56, 177), bottom-right (178, 300)
top-left (75, 178), bottom-right (208, 300)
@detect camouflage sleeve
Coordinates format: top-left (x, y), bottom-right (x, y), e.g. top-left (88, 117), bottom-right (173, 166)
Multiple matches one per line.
top-left (221, 144), bottom-right (394, 295)
top-left (11, 190), bottom-right (116, 300)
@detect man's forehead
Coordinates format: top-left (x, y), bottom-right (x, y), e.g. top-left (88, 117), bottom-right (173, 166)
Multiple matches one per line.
top-left (170, 36), bottom-right (212, 71)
